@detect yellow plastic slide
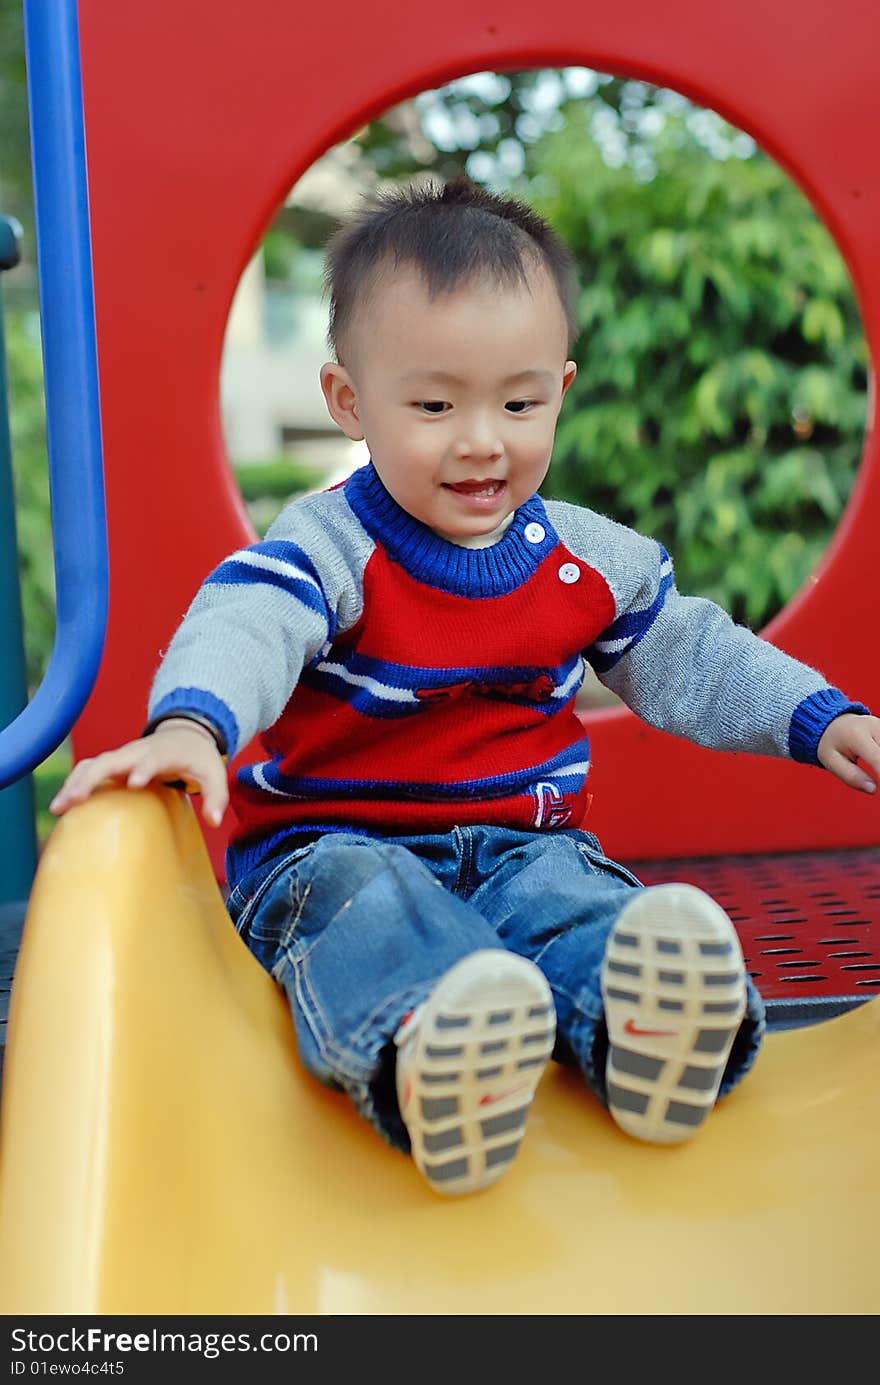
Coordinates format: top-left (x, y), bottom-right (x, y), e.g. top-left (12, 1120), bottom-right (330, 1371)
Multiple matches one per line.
top-left (0, 786), bottom-right (877, 1314)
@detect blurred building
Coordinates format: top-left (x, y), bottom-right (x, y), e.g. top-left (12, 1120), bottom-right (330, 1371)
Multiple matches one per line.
top-left (220, 141), bottom-right (377, 484)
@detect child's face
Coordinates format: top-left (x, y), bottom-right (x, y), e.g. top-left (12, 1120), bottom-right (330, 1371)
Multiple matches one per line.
top-left (320, 264), bottom-right (577, 539)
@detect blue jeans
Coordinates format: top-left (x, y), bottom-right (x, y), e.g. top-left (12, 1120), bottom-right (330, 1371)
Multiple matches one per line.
top-left (227, 827), bottom-right (766, 1151)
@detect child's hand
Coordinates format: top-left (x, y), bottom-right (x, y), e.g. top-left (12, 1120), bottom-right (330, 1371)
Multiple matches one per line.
top-left (817, 713), bottom-right (880, 795)
top-left (48, 718), bottom-right (229, 826)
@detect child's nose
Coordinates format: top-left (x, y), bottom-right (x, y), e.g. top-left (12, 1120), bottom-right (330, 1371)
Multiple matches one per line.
top-left (453, 420), bottom-right (504, 462)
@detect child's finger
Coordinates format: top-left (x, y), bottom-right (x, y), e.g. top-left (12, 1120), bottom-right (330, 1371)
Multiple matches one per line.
top-left (138, 748), bottom-right (228, 825)
top-left (826, 748), bottom-right (877, 793)
top-left (853, 735), bottom-right (880, 784)
top-left (50, 737), bottom-right (228, 820)
top-left (831, 723), bottom-right (880, 787)
top-left (50, 750), bottom-right (138, 811)
top-left (126, 761), bottom-right (156, 788)
top-left (198, 763), bottom-right (229, 827)
top-left (203, 794), bottom-right (228, 828)
top-left (53, 775), bottom-right (105, 809)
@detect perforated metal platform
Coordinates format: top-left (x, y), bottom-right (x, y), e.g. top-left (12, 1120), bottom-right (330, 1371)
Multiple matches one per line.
top-left (1, 850), bottom-right (878, 1076)
top-left (627, 847), bottom-right (880, 1027)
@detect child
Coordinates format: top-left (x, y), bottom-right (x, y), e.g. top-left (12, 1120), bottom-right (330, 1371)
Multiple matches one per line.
top-left (51, 179), bottom-right (880, 1195)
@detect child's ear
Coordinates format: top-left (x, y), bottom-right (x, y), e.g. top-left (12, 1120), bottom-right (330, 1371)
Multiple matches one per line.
top-left (561, 361), bottom-right (577, 398)
top-left (320, 362), bottom-right (364, 441)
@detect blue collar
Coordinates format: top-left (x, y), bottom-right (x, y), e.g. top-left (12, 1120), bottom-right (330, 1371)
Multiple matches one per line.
top-left (343, 462), bottom-right (556, 597)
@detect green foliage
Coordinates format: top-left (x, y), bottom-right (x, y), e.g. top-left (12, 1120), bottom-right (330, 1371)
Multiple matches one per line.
top-left (33, 741), bottom-right (71, 846)
top-left (359, 70), bottom-right (561, 182)
top-left (234, 456), bottom-right (328, 538)
top-left (233, 456), bottom-right (324, 501)
top-left (261, 229), bottom-right (325, 290)
top-left (526, 109), bottom-right (866, 628)
top-left (0, 6), bottom-right (38, 312)
top-left (5, 308), bottom-right (53, 688)
top-left (356, 70), bottom-right (673, 187)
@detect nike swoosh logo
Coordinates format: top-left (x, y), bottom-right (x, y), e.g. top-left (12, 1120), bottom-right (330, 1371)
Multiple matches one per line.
top-left (624, 1017), bottom-right (678, 1038)
top-left (479, 1084), bottom-right (528, 1107)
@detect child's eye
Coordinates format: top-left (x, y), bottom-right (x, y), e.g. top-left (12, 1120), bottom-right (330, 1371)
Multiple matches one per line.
top-left (505, 400), bottom-right (537, 414)
top-left (416, 401), bottom-right (450, 414)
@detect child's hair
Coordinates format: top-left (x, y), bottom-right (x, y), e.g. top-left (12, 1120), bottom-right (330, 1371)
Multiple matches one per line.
top-left (324, 177), bottom-right (579, 359)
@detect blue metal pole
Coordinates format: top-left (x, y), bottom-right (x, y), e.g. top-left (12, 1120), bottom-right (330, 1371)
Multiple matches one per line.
top-left (0, 217), bottom-right (38, 902)
top-left (0, 0), bottom-right (108, 789)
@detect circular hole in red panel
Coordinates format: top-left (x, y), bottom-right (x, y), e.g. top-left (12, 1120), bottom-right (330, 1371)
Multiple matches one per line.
top-left (220, 68), bottom-right (867, 717)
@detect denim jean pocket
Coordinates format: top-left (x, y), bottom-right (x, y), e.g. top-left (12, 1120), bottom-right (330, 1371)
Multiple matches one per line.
top-left (228, 845), bottom-right (316, 940)
top-left (570, 830), bottom-right (644, 889)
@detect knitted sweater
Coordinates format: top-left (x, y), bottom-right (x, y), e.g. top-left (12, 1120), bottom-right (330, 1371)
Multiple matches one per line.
top-left (149, 462), bottom-right (866, 886)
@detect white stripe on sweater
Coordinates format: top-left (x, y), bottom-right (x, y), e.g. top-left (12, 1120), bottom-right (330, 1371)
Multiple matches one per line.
top-left (252, 763), bottom-right (289, 797)
top-left (547, 760), bottom-right (590, 779)
top-left (594, 636), bottom-right (630, 654)
top-left (551, 658), bottom-right (586, 701)
top-left (228, 550), bottom-right (323, 593)
top-left (316, 660), bottom-right (418, 704)
top-left (595, 557), bottom-right (674, 653)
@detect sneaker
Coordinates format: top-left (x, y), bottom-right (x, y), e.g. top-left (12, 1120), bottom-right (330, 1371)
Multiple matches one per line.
top-left (395, 950), bottom-right (556, 1195)
top-left (600, 883), bottom-right (747, 1145)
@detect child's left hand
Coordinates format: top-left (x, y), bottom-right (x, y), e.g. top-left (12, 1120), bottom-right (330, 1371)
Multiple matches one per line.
top-left (817, 713), bottom-right (880, 794)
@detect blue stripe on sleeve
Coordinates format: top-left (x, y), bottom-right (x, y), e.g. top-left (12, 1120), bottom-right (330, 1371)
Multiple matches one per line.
top-left (788, 687), bottom-right (870, 764)
top-left (588, 547), bottom-right (674, 673)
top-left (247, 540), bottom-right (325, 586)
top-left (148, 688), bottom-right (240, 760)
top-left (205, 540), bottom-right (332, 628)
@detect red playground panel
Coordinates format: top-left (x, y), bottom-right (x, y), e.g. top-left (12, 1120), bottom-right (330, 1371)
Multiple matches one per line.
top-left (71, 1), bottom-right (880, 879)
top-left (629, 849), bottom-right (880, 1018)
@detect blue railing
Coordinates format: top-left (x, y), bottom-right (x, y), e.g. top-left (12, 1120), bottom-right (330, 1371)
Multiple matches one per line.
top-left (0, 0), bottom-right (108, 790)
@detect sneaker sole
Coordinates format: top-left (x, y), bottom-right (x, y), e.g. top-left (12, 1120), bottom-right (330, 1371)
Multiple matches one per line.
top-left (400, 950), bottom-right (555, 1195)
top-left (600, 883), bottom-right (747, 1145)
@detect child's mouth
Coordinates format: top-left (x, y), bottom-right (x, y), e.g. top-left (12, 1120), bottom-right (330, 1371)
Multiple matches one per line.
top-left (443, 479), bottom-right (507, 502)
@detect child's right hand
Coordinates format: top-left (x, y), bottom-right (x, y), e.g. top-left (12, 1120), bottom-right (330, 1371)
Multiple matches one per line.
top-left (48, 718), bottom-right (229, 827)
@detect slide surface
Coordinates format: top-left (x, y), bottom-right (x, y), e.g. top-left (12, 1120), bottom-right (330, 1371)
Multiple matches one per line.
top-left (0, 788), bottom-right (877, 1314)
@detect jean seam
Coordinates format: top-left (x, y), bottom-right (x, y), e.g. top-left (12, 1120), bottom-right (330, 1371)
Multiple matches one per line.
top-left (572, 843), bottom-right (600, 876)
top-left (541, 969), bottom-right (607, 1104)
top-left (287, 947), bottom-right (374, 1083)
top-left (232, 848), bottom-right (312, 938)
top-left (348, 980), bottom-right (435, 1051)
top-left (450, 825), bottom-right (472, 897)
top-left (535, 939), bottom-right (605, 1022)
top-left (278, 929), bottom-right (401, 1083)
top-left (573, 841), bottom-right (643, 889)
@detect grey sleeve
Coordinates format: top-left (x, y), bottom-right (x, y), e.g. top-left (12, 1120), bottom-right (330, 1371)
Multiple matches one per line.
top-left (147, 489), bottom-right (369, 757)
top-left (547, 500), bottom-right (866, 762)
